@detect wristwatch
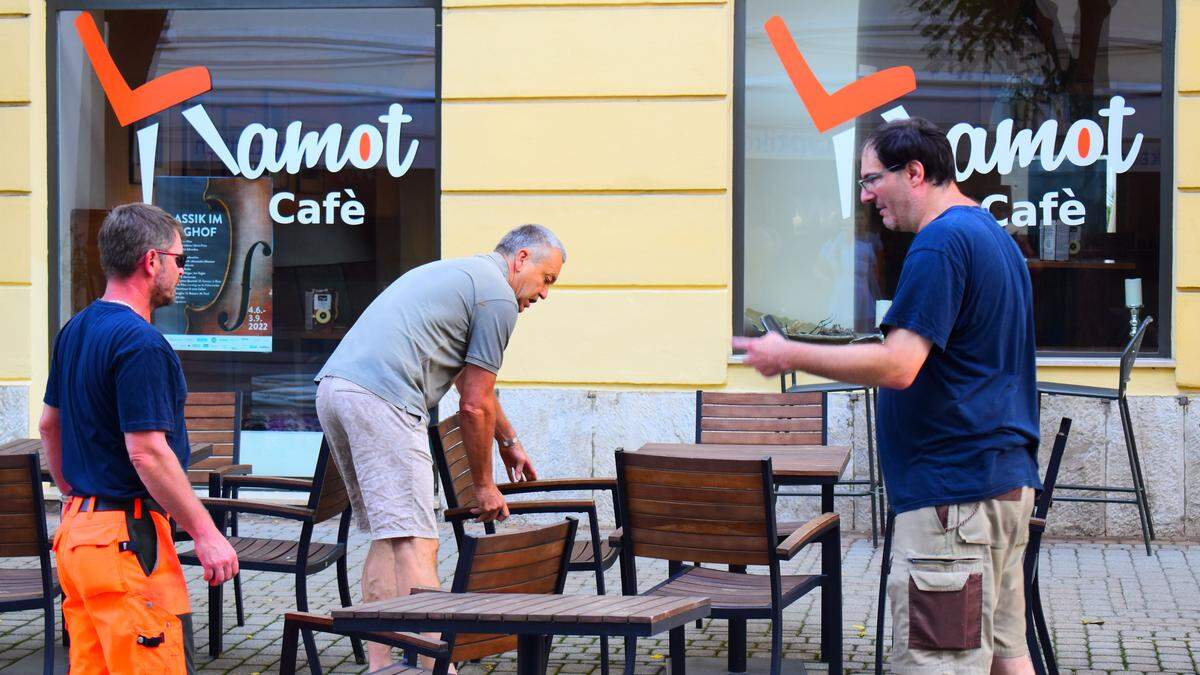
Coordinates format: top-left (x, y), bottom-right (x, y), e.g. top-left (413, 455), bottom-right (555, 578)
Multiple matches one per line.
top-left (498, 437), bottom-right (519, 448)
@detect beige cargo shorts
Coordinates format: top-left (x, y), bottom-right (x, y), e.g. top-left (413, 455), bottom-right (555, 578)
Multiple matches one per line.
top-left (315, 376), bottom-right (440, 541)
top-left (887, 486), bottom-right (1035, 674)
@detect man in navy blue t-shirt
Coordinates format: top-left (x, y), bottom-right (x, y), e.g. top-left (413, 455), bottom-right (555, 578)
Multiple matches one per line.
top-left (40, 203), bottom-right (238, 672)
top-left (735, 118), bottom-right (1040, 674)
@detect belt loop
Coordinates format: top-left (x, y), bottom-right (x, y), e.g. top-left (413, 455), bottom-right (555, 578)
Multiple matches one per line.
top-left (68, 495), bottom-right (82, 517)
top-left (133, 498), bottom-right (143, 520)
top-left (87, 496), bottom-right (96, 514)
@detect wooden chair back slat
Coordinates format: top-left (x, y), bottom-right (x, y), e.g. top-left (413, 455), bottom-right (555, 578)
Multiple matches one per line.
top-left (446, 519), bottom-right (577, 663)
top-left (0, 455), bottom-right (48, 558)
top-left (617, 451), bottom-right (774, 566)
top-left (696, 391), bottom-right (826, 446)
top-left (310, 439), bottom-right (351, 524)
top-left (434, 414), bottom-right (477, 509)
top-left (184, 391), bottom-right (242, 461)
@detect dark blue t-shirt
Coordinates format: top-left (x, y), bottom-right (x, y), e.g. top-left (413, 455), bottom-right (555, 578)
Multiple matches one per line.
top-left (877, 205), bottom-right (1040, 513)
top-left (43, 300), bottom-right (190, 499)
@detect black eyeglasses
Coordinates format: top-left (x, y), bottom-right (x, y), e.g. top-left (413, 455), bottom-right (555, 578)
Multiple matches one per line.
top-left (152, 250), bottom-right (188, 268)
top-left (857, 164), bottom-right (906, 191)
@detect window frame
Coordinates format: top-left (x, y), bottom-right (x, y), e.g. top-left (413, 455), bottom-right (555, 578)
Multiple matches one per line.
top-left (45, 0), bottom-right (443, 353)
top-left (732, 0), bottom-right (1176, 359)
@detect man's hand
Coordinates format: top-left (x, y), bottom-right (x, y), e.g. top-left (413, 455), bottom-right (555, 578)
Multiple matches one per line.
top-left (471, 483), bottom-right (510, 523)
top-left (192, 531), bottom-right (239, 586)
top-left (732, 332), bottom-right (796, 377)
top-left (499, 441), bottom-right (537, 483)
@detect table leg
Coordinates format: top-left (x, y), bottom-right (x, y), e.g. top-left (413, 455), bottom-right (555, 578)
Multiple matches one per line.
top-left (728, 564), bottom-right (747, 673)
top-left (822, 484), bottom-right (834, 514)
top-left (517, 634), bottom-right (545, 675)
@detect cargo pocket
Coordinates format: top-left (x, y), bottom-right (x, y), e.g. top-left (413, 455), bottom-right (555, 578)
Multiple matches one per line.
top-left (907, 564), bottom-right (983, 651)
top-left (126, 595), bottom-right (187, 675)
top-left (62, 517), bottom-right (130, 598)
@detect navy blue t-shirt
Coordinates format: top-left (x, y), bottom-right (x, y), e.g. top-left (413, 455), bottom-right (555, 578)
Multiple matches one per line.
top-left (877, 205), bottom-right (1040, 513)
top-left (43, 301), bottom-right (190, 499)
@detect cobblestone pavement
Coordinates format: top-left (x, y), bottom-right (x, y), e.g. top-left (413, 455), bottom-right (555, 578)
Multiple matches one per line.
top-left (3, 514), bottom-right (1199, 674)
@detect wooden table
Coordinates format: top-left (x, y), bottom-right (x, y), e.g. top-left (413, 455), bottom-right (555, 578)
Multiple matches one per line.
top-left (0, 438), bottom-right (216, 481)
top-left (634, 443), bottom-right (851, 512)
top-left (633, 442), bottom-right (850, 673)
top-left (332, 592), bottom-right (711, 675)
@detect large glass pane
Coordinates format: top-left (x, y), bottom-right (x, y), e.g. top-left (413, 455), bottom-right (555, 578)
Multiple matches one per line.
top-left (742, 0), bottom-right (1166, 354)
top-left (56, 8), bottom-right (437, 472)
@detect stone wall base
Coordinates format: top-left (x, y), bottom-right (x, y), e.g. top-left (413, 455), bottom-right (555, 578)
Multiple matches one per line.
top-left (438, 387), bottom-right (1198, 539)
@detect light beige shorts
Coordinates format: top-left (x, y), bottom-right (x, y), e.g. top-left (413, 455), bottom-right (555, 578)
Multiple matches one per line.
top-left (315, 377), bottom-right (439, 541)
top-left (887, 486), bottom-right (1035, 674)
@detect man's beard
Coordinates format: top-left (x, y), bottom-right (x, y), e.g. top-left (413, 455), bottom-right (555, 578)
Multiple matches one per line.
top-left (150, 270), bottom-right (175, 309)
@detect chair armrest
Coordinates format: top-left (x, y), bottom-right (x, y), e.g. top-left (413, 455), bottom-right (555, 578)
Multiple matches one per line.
top-left (499, 477), bottom-right (617, 495)
top-left (284, 612), bottom-right (449, 657)
top-left (410, 585), bottom-right (443, 595)
top-left (443, 499), bottom-right (596, 522)
top-left (776, 513), bottom-right (839, 561)
top-left (200, 497), bottom-right (315, 521)
top-left (1029, 516), bottom-right (1046, 534)
top-left (222, 474), bottom-right (313, 491)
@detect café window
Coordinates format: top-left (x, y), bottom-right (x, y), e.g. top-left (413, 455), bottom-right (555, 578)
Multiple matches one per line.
top-left (737, 0), bottom-right (1170, 356)
top-left (53, 5), bottom-right (438, 473)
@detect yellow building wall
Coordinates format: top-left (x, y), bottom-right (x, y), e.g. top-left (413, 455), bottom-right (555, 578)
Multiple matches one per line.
top-left (441, 0), bottom-right (733, 385)
top-left (442, 0), bottom-right (1192, 396)
top-left (0, 0), bottom-right (48, 435)
top-left (0, 1), bottom-right (1191, 434)
top-left (1176, 1), bottom-right (1200, 388)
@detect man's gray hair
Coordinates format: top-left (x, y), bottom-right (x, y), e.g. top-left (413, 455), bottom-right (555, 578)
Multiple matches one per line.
top-left (494, 224), bottom-right (567, 262)
top-left (98, 203), bottom-right (183, 279)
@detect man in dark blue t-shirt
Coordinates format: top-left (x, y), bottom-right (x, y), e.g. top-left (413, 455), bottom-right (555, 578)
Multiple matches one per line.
top-left (40, 203), bottom-right (238, 672)
top-left (735, 118), bottom-right (1039, 674)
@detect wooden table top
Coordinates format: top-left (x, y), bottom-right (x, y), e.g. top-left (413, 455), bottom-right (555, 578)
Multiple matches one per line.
top-left (332, 592), bottom-right (710, 629)
top-left (633, 443), bottom-right (850, 480)
top-left (0, 438), bottom-right (215, 473)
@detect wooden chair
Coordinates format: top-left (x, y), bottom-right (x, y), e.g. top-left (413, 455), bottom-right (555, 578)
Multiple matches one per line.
top-left (615, 450), bottom-right (842, 675)
top-left (696, 389), bottom-right (882, 544)
top-left (184, 391), bottom-right (247, 474)
top-left (178, 437), bottom-right (364, 665)
top-left (279, 518), bottom-right (579, 675)
top-left (429, 413), bottom-right (622, 674)
top-left (873, 419), bottom-right (1072, 674)
top-left (0, 453), bottom-right (60, 675)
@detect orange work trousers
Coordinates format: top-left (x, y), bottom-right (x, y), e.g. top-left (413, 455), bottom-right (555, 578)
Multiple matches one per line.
top-left (53, 496), bottom-right (194, 674)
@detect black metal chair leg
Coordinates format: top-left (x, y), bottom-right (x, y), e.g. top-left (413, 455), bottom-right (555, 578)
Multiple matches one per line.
top-left (1025, 559), bottom-right (1046, 675)
top-left (587, 509), bottom-right (610, 675)
top-left (1116, 399), bottom-right (1153, 555)
top-left (60, 602), bottom-right (69, 648)
top-left (233, 573), bottom-right (245, 626)
top-left (295, 572), bottom-right (320, 674)
top-left (208, 581), bottom-right (223, 658)
top-left (1032, 577), bottom-right (1057, 674)
top-left (337, 555), bottom-right (366, 664)
top-left (727, 564), bottom-right (747, 673)
top-left (875, 510), bottom-right (895, 675)
top-left (669, 625), bottom-right (686, 674)
top-left (770, 612), bottom-right (783, 675)
top-left (42, 597), bottom-right (54, 675)
top-left (865, 387), bottom-right (879, 547)
top-left (1119, 397), bottom-right (1155, 546)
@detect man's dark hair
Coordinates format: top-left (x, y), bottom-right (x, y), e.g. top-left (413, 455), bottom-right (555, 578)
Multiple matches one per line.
top-left (863, 117), bottom-right (956, 186)
top-left (98, 203), bottom-right (183, 279)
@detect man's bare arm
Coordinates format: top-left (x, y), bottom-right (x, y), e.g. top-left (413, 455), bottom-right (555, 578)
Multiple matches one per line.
top-left (38, 405), bottom-right (73, 496)
top-left (456, 365), bottom-right (508, 521)
top-left (734, 328), bottom-right (933, 390)
top-left (125, 430), bottom-right (239, 585)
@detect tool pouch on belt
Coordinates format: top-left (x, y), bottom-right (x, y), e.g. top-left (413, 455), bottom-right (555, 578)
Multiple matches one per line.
top-left (123, 509), bottom-right (159, 576)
